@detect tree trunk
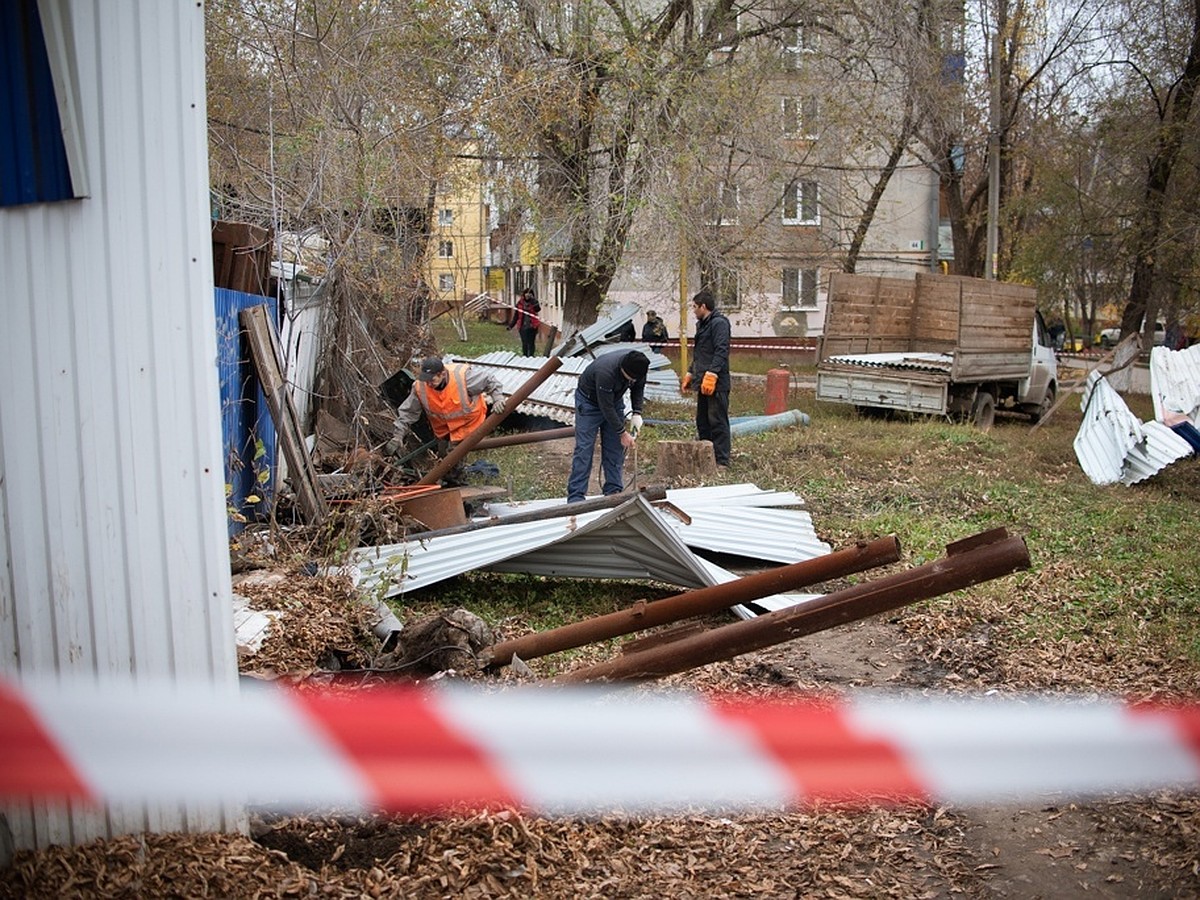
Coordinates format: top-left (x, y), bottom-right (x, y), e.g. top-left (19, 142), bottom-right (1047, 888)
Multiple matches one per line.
top-left (1119, 0), bottom-right (1200, 339)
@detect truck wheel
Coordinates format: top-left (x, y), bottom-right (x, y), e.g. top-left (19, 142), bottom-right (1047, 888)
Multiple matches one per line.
top-left (1029, 385), bottom-right (1056, 424)
top-left (971, 392), bottom-right (995, 430)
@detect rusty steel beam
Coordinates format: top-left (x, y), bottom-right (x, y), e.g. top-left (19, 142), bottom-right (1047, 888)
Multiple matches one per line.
top-left (418, 356), bottom-right (564, 485)
top-left (555, 527), bottom-right (1030, 683)
top-left (474, 427), bottom-right (576, 450)
top-left (416, 485), bottom-right (668, 540)
top-left (482, 535), bottom-right (902, 668)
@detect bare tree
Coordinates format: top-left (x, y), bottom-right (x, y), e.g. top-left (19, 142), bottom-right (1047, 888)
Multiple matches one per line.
top-left (1108, 0), bottom-right (1200, 343)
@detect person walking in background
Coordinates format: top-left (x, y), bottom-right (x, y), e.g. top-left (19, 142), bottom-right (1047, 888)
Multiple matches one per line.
top-left (508, 288), bottom-right (542, 356)
top-left (567, 350), bottom-right (649, 502)
top-left (681, 289), bottom-right (731, 468)
top-left (641, 310), bottom-right (669, 352)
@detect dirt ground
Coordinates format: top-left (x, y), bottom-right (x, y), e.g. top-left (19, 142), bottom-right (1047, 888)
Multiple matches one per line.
top-left (4, 614), bottom-right (1196, 899)
top-left (3, 435), bottom-right (1198, 897)
top-left (746, 619), bottom-right (1200, 899)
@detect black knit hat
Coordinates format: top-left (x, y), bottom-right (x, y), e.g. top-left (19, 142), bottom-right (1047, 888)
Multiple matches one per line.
top-left (621, 350), bottom-right (650, 381)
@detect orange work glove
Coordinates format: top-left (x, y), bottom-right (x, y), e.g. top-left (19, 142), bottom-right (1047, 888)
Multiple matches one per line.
top-left (700, 371), bottom-right (718, 396)
top-left (680, 372), bottom-right (694, 392)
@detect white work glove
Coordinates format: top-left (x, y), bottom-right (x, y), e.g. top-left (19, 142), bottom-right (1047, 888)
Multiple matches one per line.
top-left (627, 413), bottom-right (644, 436)
top-left (491, 395), bottom-right (507, 416)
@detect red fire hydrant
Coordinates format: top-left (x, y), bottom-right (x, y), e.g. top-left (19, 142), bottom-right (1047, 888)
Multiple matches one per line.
top-left (764, 368), bottom-right (790, 416)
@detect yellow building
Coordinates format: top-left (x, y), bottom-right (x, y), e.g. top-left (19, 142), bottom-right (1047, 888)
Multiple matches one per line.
top-left (426, 151), bottom-right (493, 304)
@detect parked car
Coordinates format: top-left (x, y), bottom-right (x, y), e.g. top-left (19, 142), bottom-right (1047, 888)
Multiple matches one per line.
top-left (1096, 321), bottom-right (1165, 349)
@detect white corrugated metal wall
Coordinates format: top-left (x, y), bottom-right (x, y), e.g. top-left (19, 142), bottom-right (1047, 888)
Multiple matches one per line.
top-left (0, 1), bottom-right (240, 850)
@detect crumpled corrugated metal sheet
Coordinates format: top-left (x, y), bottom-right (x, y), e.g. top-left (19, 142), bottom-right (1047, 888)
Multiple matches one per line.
top-left (481, 484), bottom-right (830, 618)
top-left (1150, 344), bottom-right (1200, 423)
top-left (1073, 371), bottom-right (1193, 485)
top-left (453, 347), bottom-right (681, 424)
top-left (824, 352), bottom-right (953, 373)
top-left (350, 494), bottom-right (712, 599)
top-left (349, 485), bottom-right (830, 619)
top-left (551, 301), bottom-right (643, 356)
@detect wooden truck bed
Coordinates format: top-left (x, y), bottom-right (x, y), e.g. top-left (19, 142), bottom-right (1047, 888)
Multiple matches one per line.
top-left (818, 273), bottom-right (1037, 382)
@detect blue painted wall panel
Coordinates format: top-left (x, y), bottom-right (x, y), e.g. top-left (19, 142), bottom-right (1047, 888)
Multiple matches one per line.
top-left (0, 0), bottom-right (73, 206)
top-left (214, 288), bottom-right (279, 534)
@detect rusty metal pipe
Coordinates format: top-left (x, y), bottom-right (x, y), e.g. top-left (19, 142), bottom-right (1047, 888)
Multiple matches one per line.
top-left (473, 426), bottom-right (575, 449)
top-left (483, 535), bottom-right (902, 668)
top-left (418, 356), bottom-right (564, 485)
top-left (555, 528), bottom-right (1029, 683)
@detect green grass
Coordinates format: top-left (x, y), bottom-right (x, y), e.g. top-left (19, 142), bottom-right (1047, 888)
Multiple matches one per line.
top-left (398, 315), bottom-right (1200, 680)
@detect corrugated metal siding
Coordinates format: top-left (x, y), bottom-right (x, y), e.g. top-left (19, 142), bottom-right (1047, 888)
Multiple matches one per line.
top-left (279, 282), bottom-right (329, 435)
top-left (0, 0), bottom-right (74, 205)
top-left (0, 1), bottom-right (239, 849)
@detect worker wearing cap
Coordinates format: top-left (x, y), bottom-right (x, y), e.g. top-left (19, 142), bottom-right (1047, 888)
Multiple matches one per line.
top-left (386, 356), bottom-right (506, 455)
top-left (567, 350), bottom-right (649, 502)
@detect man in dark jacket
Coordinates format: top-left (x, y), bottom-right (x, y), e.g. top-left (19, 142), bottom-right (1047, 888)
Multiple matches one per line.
top-left (567, 350), bottom-right (649, 502)
top-left (681, 289), bottom-right (731, 467)
top-left (641, 310), bottom-right (669, 352)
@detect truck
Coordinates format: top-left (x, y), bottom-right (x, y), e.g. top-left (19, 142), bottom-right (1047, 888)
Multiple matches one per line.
top-left (815, 272), bottom-right (1057, 429)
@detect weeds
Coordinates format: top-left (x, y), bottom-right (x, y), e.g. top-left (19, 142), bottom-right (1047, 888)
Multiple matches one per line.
top-left (387, 316), bottom-right (1200, 675)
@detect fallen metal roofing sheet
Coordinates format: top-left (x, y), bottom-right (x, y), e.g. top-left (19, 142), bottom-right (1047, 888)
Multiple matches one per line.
top-left (479, 485), bottom-right (830, 563)
top-left (349, 485), bottom-right (830, 618)
top-left (351, 494), bottom-right (717, 599)
top-left (551, 301), bottom-right (643, 356)
top-left (1150, 344), bottom-right (1200, 423)
top-left (481, 484), bottom-right (808, 517)
top-left (454, 349), bottom-right (682, 424)
top-left (658, 507), bottom-right (830, 564)
top-left (485, 495), bottom-right (717, 587)
top-left (1073, 371), bottom-right (1193, 485)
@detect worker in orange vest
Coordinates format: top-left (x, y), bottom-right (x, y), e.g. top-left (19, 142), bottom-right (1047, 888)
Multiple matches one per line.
top-left (386, 357), bottom-right (506, 471)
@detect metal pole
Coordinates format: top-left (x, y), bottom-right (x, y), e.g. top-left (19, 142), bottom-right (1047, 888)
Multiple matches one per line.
top-left (986, 23), bottom-right (1001, 281)
top-left (555, 528), bottom-right (1029, 683)
top-left (418, 355), bottom-right (564, 485)
top-left (484, 536), bottom-right (902, 668)
top-left (473, 427), bottom-right (575, 450)
top-left (679, 239), bottom-right (689, 377)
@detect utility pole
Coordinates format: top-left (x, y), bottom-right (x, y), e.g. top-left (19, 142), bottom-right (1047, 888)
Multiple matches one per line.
top-left (986, 20), bottom-right (1001, 281)
top-left (678, 240), bottom-right (689, 376)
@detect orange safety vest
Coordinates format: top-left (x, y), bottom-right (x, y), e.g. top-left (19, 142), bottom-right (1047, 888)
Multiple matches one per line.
top-left (413, 363), bottom-right (487, 442)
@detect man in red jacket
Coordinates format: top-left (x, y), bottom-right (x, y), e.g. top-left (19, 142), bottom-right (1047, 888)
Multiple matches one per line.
top-left (508, 288), bottom-right (542, 356)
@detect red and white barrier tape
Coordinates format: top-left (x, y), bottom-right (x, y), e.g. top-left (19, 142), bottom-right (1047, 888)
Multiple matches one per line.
top-left (2, 677), bottom-right (1199, 815)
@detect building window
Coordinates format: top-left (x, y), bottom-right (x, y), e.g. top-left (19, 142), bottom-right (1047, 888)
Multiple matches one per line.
top-left (438, 208), bottom-right (454, 226)
top-left (438, 240), bottom-right (454, 258)
top-left (438, 273), bottom-right (455, 292)
top-left (781, 23), bottom-right (816, 67)
top-left (783, 97), bottom-right (819, 137)
top-left (707, 183), bottom-right (739, 226)
top-left (782, 179), bottom-right (819, 225)
top-left (782, 267), bottom-right (818, 309)
top-left (701, 262), bottom-right (740, 310)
